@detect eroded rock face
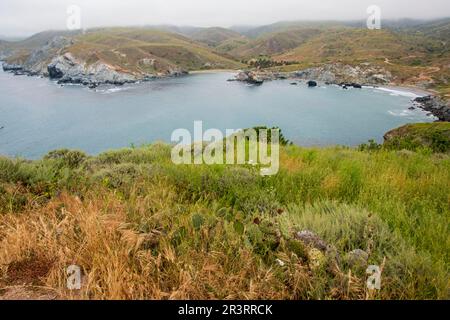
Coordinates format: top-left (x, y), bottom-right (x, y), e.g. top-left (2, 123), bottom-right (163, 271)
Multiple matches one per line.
top-left (2, 35), bottom-right (187, 87)
top-left (47, 53), bottom-right (137, 86)
top-left (47, 53), bottom-right (83, 79)
top-left (24, 36), bottom-right (74, 75)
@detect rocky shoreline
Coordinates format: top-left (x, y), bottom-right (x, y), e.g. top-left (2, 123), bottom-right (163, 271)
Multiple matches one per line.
top-left (3, 54), bottom-right (449, 122)
top-left (2, 57), bottom-right (189, 89)
top-left (412, 96), bottom-right (450, 122)
top-left (231, 63), bottom-right (392, 86)
top-left (230, 64), bottom-right (449, 122)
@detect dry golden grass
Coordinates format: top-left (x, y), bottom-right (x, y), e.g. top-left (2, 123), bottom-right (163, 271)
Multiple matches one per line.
top-left (0, 191), bottom-right (306, 300)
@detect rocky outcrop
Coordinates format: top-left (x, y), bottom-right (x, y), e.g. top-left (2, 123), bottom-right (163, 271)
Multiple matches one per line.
top-left (293, 63), bottom-right (392, 85)
top-left (24, 36), bottom-right (74, 75)
top-left (231, 63), bottom-right (392, 87)
top-left (413, 96), bottom-right (450, 122)
top-left (232, 70), bottom-right (264, 85)
top-left (1, 35), bottom-right (189, 88)
top-left (47, 53), bottom-right (137, 87)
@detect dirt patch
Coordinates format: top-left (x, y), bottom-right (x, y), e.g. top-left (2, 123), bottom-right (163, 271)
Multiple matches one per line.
top-left (4, 254), bottom-right (54, 286)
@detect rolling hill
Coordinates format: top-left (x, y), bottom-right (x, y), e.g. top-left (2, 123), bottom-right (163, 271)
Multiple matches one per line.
top-left (409, 18), bottom-right (450, 41)
top-left (271, 28), bottom-right (449, 88)
top-left (66, 28), bottom-right (244, 72)
top-left (240, 20), bottom-right (346, 38)
top-left (228, 27), bottom-right (324, 58)
top-left (205, 23), bottom-right (448, 94)
top-left (190, 27), bottom-right (247, 47)
top-left (0, 27), bottom-right (245, 84)
top-left (1, 20), bottom-right (449, 93)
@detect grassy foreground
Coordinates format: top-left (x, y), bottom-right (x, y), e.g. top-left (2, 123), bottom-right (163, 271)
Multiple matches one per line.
top-left (0, 142), bottom-right (449, 299)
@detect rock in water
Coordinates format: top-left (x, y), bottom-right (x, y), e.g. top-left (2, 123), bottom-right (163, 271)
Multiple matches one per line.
top-left (2, 63), bottom-right (23, 72)
top-left (235, 71), bottom-right (250, 82)
top-left (307, 80), bottom-right (318, 87)
top-left (235, 71), bottom-right (264, 85)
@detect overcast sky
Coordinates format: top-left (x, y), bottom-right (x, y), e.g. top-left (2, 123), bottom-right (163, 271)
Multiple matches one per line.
top-left (1, 0), bottom-right (449, 37)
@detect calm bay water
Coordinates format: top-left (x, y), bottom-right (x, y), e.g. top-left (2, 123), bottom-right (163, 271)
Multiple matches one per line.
top-left (0, 69), bottom-right (434, 159)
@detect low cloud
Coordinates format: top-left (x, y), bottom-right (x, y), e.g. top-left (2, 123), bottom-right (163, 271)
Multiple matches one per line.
top-left (0, 0), bottom-right (449, 37)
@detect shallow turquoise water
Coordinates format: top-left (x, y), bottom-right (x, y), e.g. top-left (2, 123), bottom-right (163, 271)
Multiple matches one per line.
top-left (0, 69), bottom-right (434, 159)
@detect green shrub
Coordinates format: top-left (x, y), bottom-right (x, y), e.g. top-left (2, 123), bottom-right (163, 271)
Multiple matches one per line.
top-left (358, 139), bottom-right (382, 152)
top-left (44, 149), bottom-right (88, 168)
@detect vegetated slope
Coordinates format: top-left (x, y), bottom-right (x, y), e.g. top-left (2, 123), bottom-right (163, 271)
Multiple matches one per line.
top-left (272, 28), bottom-right (449, 88)
top-left (66, 28), bottom-right (244, 73)
top-left (241, 20), bottom-right (346, 38)
top-left (228, 27), bottom-right (324, 59)
top-left (0, 124), bottom-right (449, 300)
top-left (7, 30), bottom-right (82, 50)
top-left (215, 37), bottom-right (251, 55)
top-left (2, 27), bottom-right (244, 76)
top-left (217, 22), bottom-right (449, 94)
top-left (384, 122), bottom-right (450, 152)
top-left (275, 28), bottom-right (444, 64)
top-left (190, 27), bottom-right (247, 47)
top-left (388, 18), bottom-right (450, 41)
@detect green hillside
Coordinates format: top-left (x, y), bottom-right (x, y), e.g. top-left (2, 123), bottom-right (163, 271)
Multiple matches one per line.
top-left (394, 18), bottom-right (450, 41)
top-left (273, 28), bottom-right (449, 89)
top-left (228, 27), bottom-right (323, 58)
top-left (241, 21), bottom-right (346, 38)
top-left (1, 22), bottom-right (449, 93)
top-left (191, 27), bottom-right (247, 47)
top-left (7, 30), bottom-right (81, 49)
top-left (212, 24), bottom-right (448, 94)
top-left (2, 28), bottom-right (245, 74)
top-left (68, 28), bottom-right (244, 72)
top-left (274, 28), bottom-right (445, 63)
top-left (0, 124), bottom-right (449, 299)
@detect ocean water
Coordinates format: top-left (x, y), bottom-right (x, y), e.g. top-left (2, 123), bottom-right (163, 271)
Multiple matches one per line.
top-left (0, 70), bottom-right (435, 159)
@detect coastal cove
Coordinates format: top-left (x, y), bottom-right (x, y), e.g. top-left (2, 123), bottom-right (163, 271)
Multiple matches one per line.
top-left (0, 69), bottom-right (435, 159)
